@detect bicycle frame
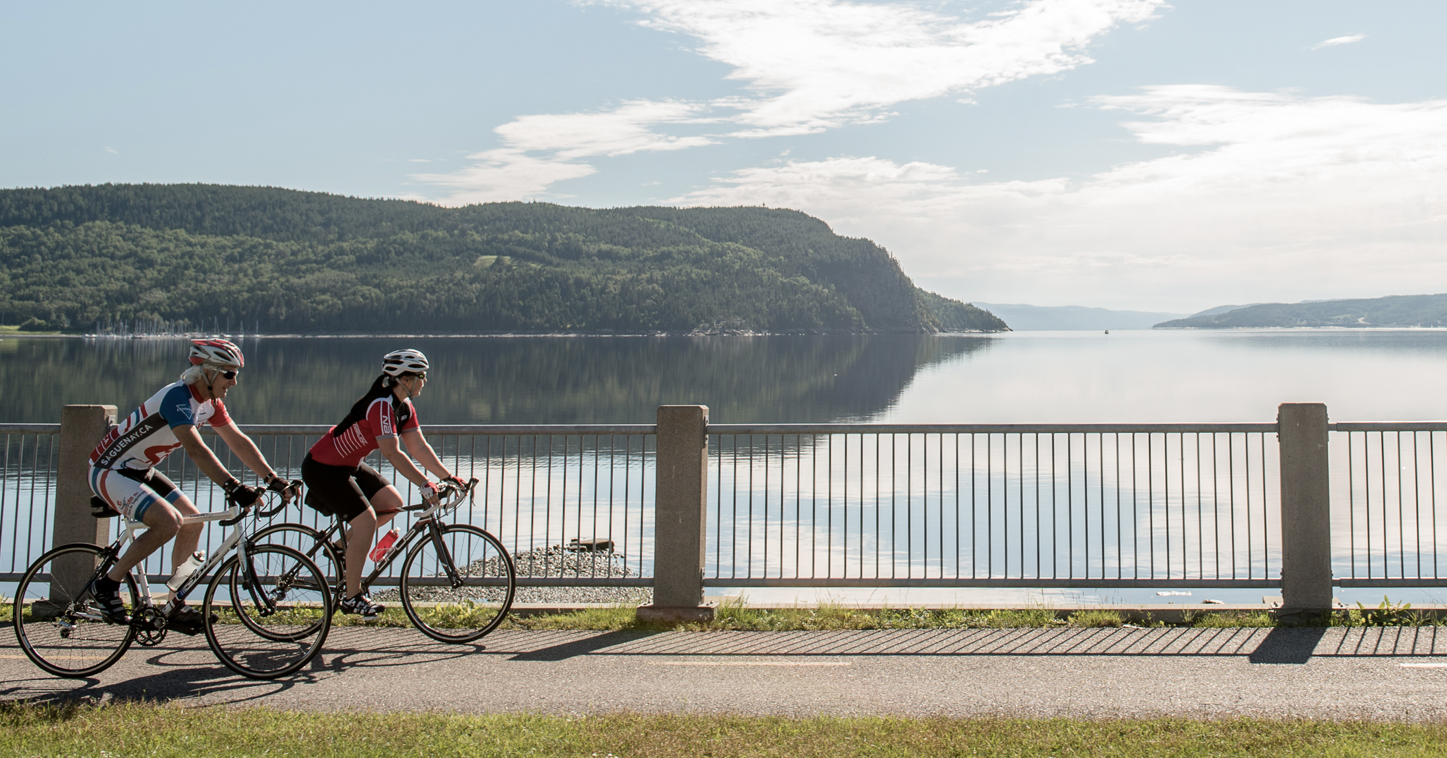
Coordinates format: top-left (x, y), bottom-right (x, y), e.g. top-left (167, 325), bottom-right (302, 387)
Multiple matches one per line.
top-left (312, 480), bottom-right (494, 594)
top-left (104, 502), bottom-right (282, 630)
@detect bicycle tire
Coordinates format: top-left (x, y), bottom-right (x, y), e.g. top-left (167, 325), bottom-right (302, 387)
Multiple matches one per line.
top-left (250, 522), bottom-right (343, 612)
top-left (202, 544), bottom-right (331, 679)
top-left (13, 543), bottom-right (138, 678)
top-left (399, 524), bottom-right (515, 643)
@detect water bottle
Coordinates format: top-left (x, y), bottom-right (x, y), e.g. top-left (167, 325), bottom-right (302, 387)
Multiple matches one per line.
top-left (166, 551), bottom-right (206, 592)
top-left (369, 529), bottom-right (399, 563)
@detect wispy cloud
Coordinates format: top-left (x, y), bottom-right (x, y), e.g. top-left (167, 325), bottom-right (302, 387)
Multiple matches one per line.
top-left (416, 0), bottom-right (1163, 203)
top-left (606, 0), bottom-right (1164, 136)
top-left (672, 87), bottom-right (1447, 310)
top-left (1312, 33), bottom-right (1365, 50)
top-left (103, 146), bottom-right (118, 154)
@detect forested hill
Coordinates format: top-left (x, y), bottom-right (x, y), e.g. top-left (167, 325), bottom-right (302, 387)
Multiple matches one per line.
top-left (1154, 294), bottom-right (1447, 329)
top-left (0, 184), bottom-right (1006, 335)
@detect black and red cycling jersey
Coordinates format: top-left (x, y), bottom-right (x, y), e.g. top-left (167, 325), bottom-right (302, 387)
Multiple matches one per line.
top-left (308, 396), bottom-right (419, 468)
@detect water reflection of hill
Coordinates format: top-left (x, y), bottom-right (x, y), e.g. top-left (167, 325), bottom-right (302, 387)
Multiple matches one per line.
top-left (2, 335), bottom-right (993, 424)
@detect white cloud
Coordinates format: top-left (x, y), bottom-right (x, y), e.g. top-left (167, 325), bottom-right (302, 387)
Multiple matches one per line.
top-left (415, 0), bottom-right (1161, 201)
top-left (104, 146), bottom-right (118, 154)
top-left (1312, 33), bottom-right (1365, 50)
top-left (673, 87), bottom-right (1447, 311)
top-left (411, 150), bottom-right (597, 204)
top-left (602, 0), bottom-right (1165, 136)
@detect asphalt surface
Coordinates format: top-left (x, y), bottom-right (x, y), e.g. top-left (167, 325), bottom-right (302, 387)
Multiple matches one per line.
top-left (4, 626), bottom-right (1447, 719)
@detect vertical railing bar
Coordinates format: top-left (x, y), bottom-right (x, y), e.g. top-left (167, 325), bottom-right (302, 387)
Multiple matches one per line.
top-left (811, 434), bottom-right (818, 580)
top-left (968, 432), bottom-right (977, 580)
top-left (1131, 433), bottom-right (1139, 580)
top-left (987, 433), bottom-right (993, 578)
top-left (939, 433), bottom-right (946, 579)
top-left (1423, 431), bottom-right (1435, 581)
top-left (1259, 431), bottom-right (1268, 578)
top-left (954, 433), bottom-right (961, 580)
top-left (1210, 432), bottom-right (1220, 580)
top-left (1397, 431), bottom-right (1406, 579)
top-left (761, 434), bottom-right (769, 579)
top-left (887, 433), bottom-right (894, 579)
top-left (1244, 432), bottom-right (1254, 580)
top-left (1195, 432), bottom-right (1203, 580)
top-left (0, 434), bottom-right (10, 573)
top-left (1147, 433), bottom-right (1155, 580)
top-left (1049, 432), bottom-right (1056, 580)
top-left (1033, 432), bottom-right (1040, 580)
top-left (1068, 432), bottom-right (1074, 580)
top-left (1378, 430), bottom-right (1387, 580)
top-left (1347, 431), bottom-right (1356, 580)
top-left (1413, 431), bottom-right (1421, 580)
top-left (1115, 433), bottom-right (1122, 581)
top-left (902, 433), bottom-right (910, 579)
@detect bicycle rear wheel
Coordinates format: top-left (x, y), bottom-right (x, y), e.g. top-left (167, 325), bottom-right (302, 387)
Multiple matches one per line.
top-left (399, 524), bottom-right (515, 643)
top-left (13, 543), bottom-right (138, 678)
top-left (202, 544), bottom-right (331, 679)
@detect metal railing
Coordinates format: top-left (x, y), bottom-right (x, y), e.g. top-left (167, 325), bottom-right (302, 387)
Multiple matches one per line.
top-left (0, 424), bottom-right (60, 581)
top-left (10, 408), bottom-right (1447, 606)
top-left (707, 424), bottom-right (1282, 589)
top-left (1332, 423), bottom-right (1447, 587)
top-left (139, 425), bottom-right (658, 589)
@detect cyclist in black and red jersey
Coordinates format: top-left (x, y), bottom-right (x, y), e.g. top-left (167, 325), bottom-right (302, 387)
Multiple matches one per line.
top-left (302, 349), bottom-right (464, 618)
top-left (88, 339), bottom-right (293, 631)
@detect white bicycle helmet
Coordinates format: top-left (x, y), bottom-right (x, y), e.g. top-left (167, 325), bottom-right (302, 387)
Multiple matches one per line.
top-left (382, 349), bottom-right (429, 377)
top-left (189, 339), bottom-right (244, 369)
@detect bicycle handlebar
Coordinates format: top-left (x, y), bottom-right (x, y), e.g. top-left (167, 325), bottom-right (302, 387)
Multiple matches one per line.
top-left (219, 479), bottom-right (303, 526)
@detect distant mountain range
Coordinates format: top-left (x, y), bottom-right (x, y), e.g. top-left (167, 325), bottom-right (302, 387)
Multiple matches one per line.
top-left (972, 303), bottom-right (1187, 331)
top-left (1154, 294), bottom-right (1447, 329)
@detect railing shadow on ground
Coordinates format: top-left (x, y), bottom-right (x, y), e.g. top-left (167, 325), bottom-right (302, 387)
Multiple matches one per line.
top-left (478, 626), bottom-right (1446, 661)
top-left (1, 626), bottom-right (1441, 706)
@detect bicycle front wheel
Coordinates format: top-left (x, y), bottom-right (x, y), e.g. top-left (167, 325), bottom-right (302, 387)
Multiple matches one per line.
top-left (13, 543), bottom-right (137, 678)
top-left (249, 523), bottom-right (343, 620)
top-left (202, 544), bottom-right (331, 679)
top-left (399, 524), bottom-right (515, 643)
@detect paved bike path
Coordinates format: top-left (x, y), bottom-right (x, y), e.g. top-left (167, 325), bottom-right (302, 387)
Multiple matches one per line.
top-left (3, 626), bottom-right (1446, 720)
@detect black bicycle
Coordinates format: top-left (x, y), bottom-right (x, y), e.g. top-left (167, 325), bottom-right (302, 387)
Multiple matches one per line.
top-left (254, 477), bottom-right (515, 643)
top-left (13, 483), bottom-right (333, 680)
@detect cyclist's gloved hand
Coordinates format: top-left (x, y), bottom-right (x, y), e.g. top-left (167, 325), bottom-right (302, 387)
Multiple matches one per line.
top-left (441, 475), bottom-right (466, 492)
top-left (223, 479), bottom-right (262, 507)
top-left (421, 481), bottom-right (441, 506)
top-left (265, 475), bottom-right (296, 503)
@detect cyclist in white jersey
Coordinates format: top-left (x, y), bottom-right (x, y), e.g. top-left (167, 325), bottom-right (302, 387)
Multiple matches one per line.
top-left (87, 339), bottom-right (292, 632)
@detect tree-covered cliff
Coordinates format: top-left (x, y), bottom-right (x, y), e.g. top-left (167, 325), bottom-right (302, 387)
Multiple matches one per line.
top-left (0, 184), bottom-right (1006, 334)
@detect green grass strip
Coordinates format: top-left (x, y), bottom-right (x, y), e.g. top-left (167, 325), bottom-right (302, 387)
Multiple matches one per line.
top-left (2, 702), bottom-right (1444, 757)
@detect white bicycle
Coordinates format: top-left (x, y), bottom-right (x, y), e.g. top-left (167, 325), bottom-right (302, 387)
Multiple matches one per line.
top-left (13, 482), bottom-right (332, 680)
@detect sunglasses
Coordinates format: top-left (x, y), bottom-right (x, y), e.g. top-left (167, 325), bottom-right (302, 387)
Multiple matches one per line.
top-left (221, 370), bottom-right (238, 380)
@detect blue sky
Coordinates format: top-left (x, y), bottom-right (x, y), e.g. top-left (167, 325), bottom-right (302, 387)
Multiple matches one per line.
top-left (5, 1), bottom-right (1446, 312)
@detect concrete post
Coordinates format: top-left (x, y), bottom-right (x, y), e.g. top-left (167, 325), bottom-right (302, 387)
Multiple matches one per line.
top-left (53, 404), bottom-right (116, 602)
top-left (1277, 403), bottom-right (1333, 614)
top-left (638, 405), bottom-right (714, 623)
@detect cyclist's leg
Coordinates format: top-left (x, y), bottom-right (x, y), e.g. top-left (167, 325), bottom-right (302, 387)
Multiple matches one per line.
top-left (343, 505), bottom-right (377, 598)
top-left (139, 470), bottom-right (201, 601)
top-left (91, 468), bottom-right (182, 582)
top-left (355, 462), bottom-right (403, 529)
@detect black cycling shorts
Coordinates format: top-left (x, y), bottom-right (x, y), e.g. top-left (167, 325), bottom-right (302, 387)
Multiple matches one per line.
top-left (301, 454), bottom-right (392, 523)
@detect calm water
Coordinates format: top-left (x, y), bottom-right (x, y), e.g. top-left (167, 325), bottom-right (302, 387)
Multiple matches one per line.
top-left (5, 329), bottom-right (1447, 425)
top-left (5, 330), bottom-right (1447, 606)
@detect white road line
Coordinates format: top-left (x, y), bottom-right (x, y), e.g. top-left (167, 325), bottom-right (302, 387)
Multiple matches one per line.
top-left (652, 661), bottom-right (850, 667)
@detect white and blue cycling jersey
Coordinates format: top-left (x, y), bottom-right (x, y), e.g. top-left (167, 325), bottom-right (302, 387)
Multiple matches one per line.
top-left (90, 379), bottom-right (232, 471)
top-left (87, 379), bottom-right (231, 520)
